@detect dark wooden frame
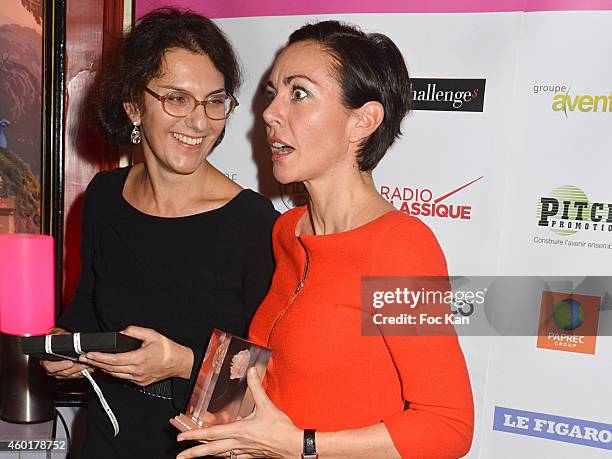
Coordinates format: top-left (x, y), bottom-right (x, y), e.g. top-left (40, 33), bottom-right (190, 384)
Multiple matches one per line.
top-left (41, 0), bottom-right (66, 317)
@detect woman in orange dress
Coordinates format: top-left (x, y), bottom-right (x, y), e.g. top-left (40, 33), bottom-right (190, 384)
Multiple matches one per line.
top-left (178, 20), bottom-right (474, 459)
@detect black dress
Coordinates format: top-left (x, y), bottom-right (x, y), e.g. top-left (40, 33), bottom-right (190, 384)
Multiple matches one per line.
top-left (58, 167), bottom-right (278, 458)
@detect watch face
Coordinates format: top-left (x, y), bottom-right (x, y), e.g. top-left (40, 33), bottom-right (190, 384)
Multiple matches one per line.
top-left (303, 428), bottom-right (317, 458)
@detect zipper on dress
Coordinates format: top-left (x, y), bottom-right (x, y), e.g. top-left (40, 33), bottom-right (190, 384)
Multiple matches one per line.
top-left (264, 242), bottom-right (310, 389)
top-left (289, 255), bottom-right (309, 304)
top-left (266, 239), bottom-right (310, 347)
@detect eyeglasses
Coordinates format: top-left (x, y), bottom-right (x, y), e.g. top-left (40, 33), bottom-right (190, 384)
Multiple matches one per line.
top-left (143, 87), bottom-right (239, 120)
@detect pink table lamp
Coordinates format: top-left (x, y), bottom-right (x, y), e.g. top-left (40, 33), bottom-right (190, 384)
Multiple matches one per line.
top-left (0, 234), bottom-right (55, 423)
top-left (0, 234), bottom-right (55, 335)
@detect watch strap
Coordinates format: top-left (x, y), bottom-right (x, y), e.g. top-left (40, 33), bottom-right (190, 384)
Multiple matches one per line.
top-left (302, 429), bottom-right (318, 458)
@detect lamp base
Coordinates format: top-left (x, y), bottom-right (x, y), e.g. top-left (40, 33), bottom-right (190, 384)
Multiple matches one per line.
top-left (0, 333), bottom-right (54, 423)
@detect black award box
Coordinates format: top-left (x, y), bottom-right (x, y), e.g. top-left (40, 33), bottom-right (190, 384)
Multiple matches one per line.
top-left (21, 332), bottom-right (142, 361)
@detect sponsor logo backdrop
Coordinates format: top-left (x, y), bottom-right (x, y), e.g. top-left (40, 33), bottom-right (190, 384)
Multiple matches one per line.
top-left (136, 1), bottom-right (612, 457)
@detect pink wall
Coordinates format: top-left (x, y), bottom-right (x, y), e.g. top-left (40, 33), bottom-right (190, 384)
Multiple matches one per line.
top-left (137, 0), bottom-right (612, 19)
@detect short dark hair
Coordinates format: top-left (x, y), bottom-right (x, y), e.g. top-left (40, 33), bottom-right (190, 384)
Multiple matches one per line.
top-left (288, 21), bottom-right (411, 171)
top-left (94, 8), bottom-right (241, 145)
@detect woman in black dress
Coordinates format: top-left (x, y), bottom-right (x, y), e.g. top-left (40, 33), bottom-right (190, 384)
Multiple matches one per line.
top-left (40, 8), bottom-right (278, 458)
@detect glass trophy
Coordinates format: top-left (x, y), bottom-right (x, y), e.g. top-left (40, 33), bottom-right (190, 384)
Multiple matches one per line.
top-left (170, 329), bottom-right (271, 431)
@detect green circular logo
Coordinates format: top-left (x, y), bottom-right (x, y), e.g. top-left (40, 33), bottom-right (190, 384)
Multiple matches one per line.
top-left (552, 298), bottom-right (585, 331)
top-left (537, 185), bottom-right (589, 236)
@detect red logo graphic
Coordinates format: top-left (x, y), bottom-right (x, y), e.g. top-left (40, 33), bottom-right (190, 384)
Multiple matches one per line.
top-left (380, 176), bottom-right (483, 220)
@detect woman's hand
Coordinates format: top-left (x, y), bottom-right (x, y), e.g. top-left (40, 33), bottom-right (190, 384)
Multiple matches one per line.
top-left (176, 367), bottom-right (302, 459)
top-left (79, 325), bottom-right (194, 386)
top-left (40, 328), bottom-right (95, 379)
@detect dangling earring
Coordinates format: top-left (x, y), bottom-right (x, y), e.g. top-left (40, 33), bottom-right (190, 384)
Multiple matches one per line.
top-left (130, 122), bottom-right (141, 144)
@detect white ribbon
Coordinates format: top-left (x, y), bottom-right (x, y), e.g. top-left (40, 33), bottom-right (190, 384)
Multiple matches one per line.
top-left (73, 332), bottom-right (84, 355)
top-left (80, 369), bottom-right (119, 436)
top-left (45, 335), bottom-right (77, 362)
top-left (45, 334), bottom-right (120, 436)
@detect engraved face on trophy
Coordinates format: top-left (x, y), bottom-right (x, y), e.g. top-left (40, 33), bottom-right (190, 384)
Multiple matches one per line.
top-left (230, 349), bottom-right (251, 379)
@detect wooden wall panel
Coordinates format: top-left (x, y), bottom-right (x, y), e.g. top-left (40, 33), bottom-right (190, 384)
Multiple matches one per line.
top-left (62, 0), bottom-right (127, 307)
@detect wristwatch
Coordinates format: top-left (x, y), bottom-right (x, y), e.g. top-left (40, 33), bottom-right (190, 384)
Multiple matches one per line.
top-left (302, 429), bottom-right (318, 459)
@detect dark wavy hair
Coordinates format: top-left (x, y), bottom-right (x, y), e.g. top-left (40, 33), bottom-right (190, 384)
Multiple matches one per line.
top-left (93, 8), bottom-right (241, 145)
top-left (288, 21), bottom-right (411, 171)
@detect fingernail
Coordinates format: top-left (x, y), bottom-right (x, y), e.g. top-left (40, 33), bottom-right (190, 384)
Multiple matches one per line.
top-left (80, 356), bottom-right (88, 362)
top-left (177, 455), bottom-right (185, 459)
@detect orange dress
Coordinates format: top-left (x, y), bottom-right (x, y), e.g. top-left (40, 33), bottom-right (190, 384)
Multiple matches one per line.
top-left (249, 207), bottom-right (474, 458)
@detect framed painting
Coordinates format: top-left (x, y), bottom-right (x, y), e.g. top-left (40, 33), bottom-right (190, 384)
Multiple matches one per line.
top-left (0, 0), bottom-right (65, 310)
top-left (0, 0), bottom-right (43, 234)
